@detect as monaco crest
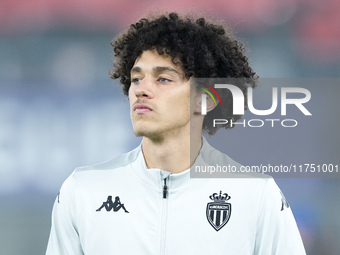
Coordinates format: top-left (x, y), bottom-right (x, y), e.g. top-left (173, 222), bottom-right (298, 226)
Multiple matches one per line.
top-left (206, 191), bottom-right (231, 231)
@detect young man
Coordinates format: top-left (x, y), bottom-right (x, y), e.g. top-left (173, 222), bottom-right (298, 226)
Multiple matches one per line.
top-left (46, 12), bottom-right (306, 254)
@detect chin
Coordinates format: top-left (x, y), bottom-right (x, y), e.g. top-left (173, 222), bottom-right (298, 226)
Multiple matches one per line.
top-left (134, 128), bottom-right (164, 141)
top-left (134, 129), bottom-right (156, 137)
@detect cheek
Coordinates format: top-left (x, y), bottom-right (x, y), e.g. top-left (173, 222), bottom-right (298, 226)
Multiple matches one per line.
top-left (189, 89), bottom-right (200, 112)
top-left (128, 87), bottom-right (135, 102)
top-left (128, 86), bottom-right (133, 97)
top-left (178, 88), bottom-right (192, 114)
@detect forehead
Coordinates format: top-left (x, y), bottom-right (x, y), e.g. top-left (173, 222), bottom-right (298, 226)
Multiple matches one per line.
top-left (132, 50), bottom-right (183, 73)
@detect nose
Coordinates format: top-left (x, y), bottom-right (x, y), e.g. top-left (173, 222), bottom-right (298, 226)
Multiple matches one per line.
top-left (134, 77), bottom-right (153, 99)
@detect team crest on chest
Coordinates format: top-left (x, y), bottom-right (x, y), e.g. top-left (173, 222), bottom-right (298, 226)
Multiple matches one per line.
top-left (206, 191), bottom-right (231, 231)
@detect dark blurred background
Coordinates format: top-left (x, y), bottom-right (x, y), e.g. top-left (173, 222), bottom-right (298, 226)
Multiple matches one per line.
top-left (0, 0), bottom-right (339, 254)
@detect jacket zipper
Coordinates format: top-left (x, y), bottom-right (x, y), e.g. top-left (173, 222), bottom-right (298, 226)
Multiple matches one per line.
top-left (160, 175), bottom-right (170, 254)
top-left (163, 178), bottom-right (168, 199)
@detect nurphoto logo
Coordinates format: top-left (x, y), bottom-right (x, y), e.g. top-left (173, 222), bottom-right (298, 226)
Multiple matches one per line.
top-left (198, 81), bottom-right (312, 128)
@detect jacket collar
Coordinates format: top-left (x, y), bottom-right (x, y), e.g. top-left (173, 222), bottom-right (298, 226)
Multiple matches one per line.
top-left (129, 140), bottom-right (199, 190)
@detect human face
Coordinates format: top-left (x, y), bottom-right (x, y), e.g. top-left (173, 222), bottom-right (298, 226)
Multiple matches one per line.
top-left (129, 50), bottom-right (196, 140)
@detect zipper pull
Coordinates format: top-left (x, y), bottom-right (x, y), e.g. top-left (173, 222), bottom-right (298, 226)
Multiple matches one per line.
top-left (163, 178), bottom-right (168, 199)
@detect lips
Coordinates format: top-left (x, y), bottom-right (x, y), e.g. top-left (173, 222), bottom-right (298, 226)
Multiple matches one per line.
top-left (133, 103), bottom-right (152, 114)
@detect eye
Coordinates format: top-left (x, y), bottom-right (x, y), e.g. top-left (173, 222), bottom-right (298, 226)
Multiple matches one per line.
top-left (158, 77), bottom-right (171, 83)
top-left (131, 77), bottom-right (142, 84)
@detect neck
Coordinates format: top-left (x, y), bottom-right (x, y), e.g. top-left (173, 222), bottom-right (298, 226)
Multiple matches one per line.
top-left (141, 126), bottom-right (202, 174)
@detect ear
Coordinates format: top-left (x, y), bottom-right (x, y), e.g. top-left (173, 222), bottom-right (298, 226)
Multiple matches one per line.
top-left (194, 93), bottom-right (218, 115)
top-left (205, 93), bottom-right (217, 112)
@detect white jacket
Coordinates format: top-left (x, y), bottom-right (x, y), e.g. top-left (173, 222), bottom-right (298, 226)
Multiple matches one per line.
top-left (46, 138), bottom-right (306, 254)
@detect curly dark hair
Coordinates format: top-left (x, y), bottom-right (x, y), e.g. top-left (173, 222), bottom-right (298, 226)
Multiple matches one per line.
top-left (110, 12), bottom-right (258, 135)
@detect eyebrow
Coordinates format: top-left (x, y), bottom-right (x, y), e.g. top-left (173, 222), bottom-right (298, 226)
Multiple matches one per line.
top-left (153, 66), bottom-right (181, 75)
top-left (130, 66), bottom-right (182, 76)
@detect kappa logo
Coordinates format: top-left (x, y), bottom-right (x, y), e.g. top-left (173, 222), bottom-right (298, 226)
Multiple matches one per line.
top-left (96, 195), bottom-right (129, 213)
top-left (206, 191), bottom-right (231, 231)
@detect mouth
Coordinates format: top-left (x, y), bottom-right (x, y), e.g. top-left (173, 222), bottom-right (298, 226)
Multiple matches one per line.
top-left (133, 103), bottom-right (153, 114)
